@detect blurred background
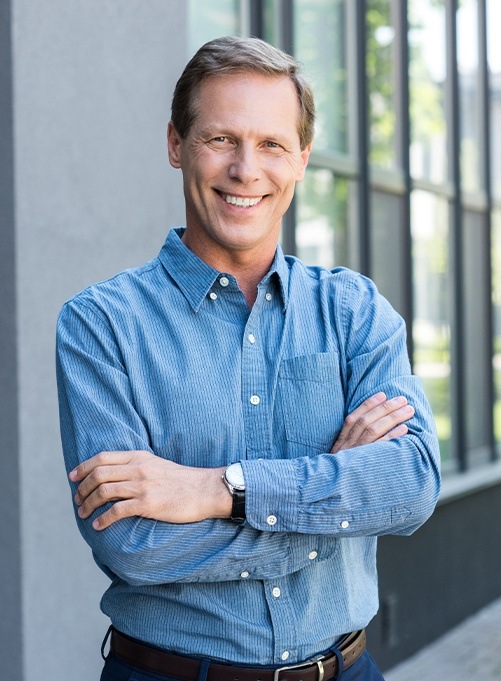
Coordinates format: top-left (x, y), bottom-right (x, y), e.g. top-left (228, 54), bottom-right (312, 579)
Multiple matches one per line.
top-left (1, 1), bottom-right (500, 679)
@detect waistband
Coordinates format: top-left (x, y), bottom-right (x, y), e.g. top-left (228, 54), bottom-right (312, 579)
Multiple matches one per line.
top-left (109, 627), bottom-right (367, 681)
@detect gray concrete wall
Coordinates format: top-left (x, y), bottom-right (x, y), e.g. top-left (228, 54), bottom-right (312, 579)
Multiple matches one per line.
top-left (2, 2), bottom-right (187, 679)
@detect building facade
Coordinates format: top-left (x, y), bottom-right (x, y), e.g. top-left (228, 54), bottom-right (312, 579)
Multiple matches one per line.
top-left (1, 1), bottom-right (500, 679)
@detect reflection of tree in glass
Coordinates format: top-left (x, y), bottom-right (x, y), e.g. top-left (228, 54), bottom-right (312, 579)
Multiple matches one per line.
top-left (294, 0), bottom-right (348, 154)
top-left (367, 0), bottom-right (447, 174)
top-left (367, 0), bottom-right (396, 167)
top-left (297, 169), bottom-right (349, 268)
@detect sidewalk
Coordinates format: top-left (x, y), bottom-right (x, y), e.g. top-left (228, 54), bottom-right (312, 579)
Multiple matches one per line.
top-left (384, 597), bottom-right (501, 681)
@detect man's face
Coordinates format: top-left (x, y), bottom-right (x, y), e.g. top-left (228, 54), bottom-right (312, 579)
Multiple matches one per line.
top-left (168, 72), bottom-right (311, 263)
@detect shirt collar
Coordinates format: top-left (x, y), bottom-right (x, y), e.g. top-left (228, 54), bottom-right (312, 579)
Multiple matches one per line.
top-left (158, 227), bottom-right (290, 312)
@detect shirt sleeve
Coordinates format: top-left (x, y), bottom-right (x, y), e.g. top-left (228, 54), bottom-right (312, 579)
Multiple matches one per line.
top-left (242, 272), bottom-right (441, 536)
top-left (56, 298), bottom-right (321, 586)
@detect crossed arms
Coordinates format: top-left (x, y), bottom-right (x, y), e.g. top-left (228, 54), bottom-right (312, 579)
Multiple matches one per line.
top-left (56, 272), bottom-right (440, 585)
top-left (71, 392), bottom-right (415, 530)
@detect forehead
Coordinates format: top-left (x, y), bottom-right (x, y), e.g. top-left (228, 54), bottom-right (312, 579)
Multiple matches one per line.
top-left (192, 72), bottom-right (301, 139)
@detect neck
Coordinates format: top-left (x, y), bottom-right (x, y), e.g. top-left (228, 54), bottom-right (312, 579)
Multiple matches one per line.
top-left (181, 230), bottom-right (276, 307)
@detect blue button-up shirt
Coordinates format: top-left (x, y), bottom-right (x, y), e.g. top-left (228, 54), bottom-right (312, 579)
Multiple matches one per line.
top-left (56, 228), bottom-right (440, 665)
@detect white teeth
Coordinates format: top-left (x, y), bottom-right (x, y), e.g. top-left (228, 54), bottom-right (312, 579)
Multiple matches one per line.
top-left (222, 194), bottom-right (262, 207)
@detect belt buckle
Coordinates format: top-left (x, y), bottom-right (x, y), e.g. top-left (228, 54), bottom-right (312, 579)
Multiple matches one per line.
top-left (273, 656), bottom-right (324, 681)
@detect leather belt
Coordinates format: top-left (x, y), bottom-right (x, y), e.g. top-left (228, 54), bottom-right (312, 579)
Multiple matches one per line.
top-left (110, 627), bottom-right (366, 681)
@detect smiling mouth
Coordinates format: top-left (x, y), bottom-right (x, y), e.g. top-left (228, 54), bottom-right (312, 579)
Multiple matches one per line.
top-left (219, 192), bottom-right (264, 208)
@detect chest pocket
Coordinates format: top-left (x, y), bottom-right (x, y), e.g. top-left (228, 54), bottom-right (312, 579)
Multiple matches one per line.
top-left (277, 352), bottom-right (346, 451)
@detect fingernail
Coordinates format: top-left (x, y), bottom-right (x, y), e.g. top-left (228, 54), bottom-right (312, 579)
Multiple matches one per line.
top-left (92, 519), bottom-right (100, 530)
top-left (69, 469), bottom-right (78, 481)
top-left (392, 396), bottom-right (407, 406)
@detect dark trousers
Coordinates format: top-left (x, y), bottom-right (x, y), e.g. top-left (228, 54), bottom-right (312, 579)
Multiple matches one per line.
top-left (100, 650), bottom-right (386, 681)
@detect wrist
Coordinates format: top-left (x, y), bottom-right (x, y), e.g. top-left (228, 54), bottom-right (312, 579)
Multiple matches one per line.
top-left (203, 467), bottom-right (232, 519)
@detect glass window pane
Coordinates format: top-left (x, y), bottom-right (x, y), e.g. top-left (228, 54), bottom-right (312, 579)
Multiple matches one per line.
top-left (408, 0), bottom-right (448, 185)
top-left (293, 0), bottom-right (350, 155)
top-left (367, 0), bottom-right (397, 169)
top-left (487, 0), bottom-right (501, 201)
top-left (493, 209), bottom-right (501, 451)
top-left (458, 0), bottom-right (481, 194)
top-left (295, 168), bottom-right (355, 269)
top-left (188, 0), bottom-right (241, 54)
top-left (411, 190), bottom-right (452, 467)
top-left (370, 191), bottom-right (406, 317)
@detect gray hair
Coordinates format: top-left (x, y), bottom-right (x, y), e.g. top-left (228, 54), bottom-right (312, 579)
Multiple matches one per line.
top-left (171, 36), bottom-right (315, 150)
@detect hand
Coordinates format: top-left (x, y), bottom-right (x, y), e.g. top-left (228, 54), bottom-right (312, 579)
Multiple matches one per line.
top-left (69, 450), bottom-right (231, 530)
top-left (330, 392), bottom-right (414, 454)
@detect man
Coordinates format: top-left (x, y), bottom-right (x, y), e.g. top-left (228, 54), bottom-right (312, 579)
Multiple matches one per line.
top-left (56, 36), bottom-right (440, 681)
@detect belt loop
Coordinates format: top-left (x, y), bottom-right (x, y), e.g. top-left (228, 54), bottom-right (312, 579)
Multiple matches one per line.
top-left (331, 646), bottom-right (344, 680)
top-left (197, 658), bottom-right (211, 681)
top-left (101, 625), bottom-right (113, 661)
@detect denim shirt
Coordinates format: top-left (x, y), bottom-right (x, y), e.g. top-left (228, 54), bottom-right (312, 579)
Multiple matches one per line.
top-left (56, 227), bottom-right (440, 665)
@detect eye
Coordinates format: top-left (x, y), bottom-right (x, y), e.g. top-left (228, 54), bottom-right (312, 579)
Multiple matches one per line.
top-left (213, 136), bottom-right (227, 143)
top-left (265, 141), bottom-right (280, 149)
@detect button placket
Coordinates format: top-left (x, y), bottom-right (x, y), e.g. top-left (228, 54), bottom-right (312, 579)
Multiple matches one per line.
top-left (262, 577), bottom-right (297, 665)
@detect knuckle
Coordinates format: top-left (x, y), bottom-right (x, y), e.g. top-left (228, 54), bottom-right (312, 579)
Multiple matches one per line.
top-left (364, 423), bottom-right (378, 438)
top-left (97, 483), bottom-right (113, 500)
top-left (344, 414), bottom-right (356, 427)
top-left (108, 503), bottom-right (122, 519)
top-left (92, 468), bottom-right (106, 484)
top-left (358, 414), bottom-right (370, 429)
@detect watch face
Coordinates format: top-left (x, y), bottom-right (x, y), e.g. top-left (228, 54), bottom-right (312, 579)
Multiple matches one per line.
top-left (226, 462), bottom-right (245, 488)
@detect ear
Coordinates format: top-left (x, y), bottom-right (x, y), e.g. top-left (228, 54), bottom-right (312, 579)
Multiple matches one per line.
top-left (295, 144), bottom-right (312, 182)
top-left (167, 121), bottom-right (183, 169)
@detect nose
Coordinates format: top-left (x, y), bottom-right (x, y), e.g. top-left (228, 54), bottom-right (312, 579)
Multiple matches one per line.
top-left (228, 143), bottom-right (261, 184)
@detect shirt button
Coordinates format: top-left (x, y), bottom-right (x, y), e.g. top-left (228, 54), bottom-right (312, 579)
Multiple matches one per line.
top-left (281, 651), bottom-right (290, 661)
top-left (219, 276), bottom-right (229, 287)
top-left (341, 520), bottom-right (350, 529)
top-left (250, 395), bottom-right (260, 405)
top-left (240, 571), bottom-right (249, 579)
top-left (272, 587), bottom-right (281, 598)
top-left (209, 292), bottom-right (217, 300)
top-left (267, 515), bottom-right (277, 526)
top-left (248, 333), bottom-right (256, 344)
top-left (265, 293), bottom-right (272, 301)
top-left (308, 551), bottom-right (318, 560)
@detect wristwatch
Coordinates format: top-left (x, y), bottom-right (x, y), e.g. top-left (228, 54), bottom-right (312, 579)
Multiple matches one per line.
top-left (222, 462), bottom-right (246, 522)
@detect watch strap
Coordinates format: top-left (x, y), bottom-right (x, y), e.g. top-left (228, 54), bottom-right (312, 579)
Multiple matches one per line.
top-left (230, 488), bottom-right (246, 522)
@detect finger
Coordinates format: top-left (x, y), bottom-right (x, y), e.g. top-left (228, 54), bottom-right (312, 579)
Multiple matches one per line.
top-left (342, 392), bottom-right (387, 425)
top-left (92, 499), bottom-right (140, 531)
top-left (69, 450), bottom-right (131, 483)
top-left (377, 423), bottom-right (409, 441)
top-left (331, 393), bottom-right (386, 452)
top-left (77, 481), bottom-right (136, 519)
top-left (331, 397), bottom-right (414, 453)
top-left (352, 403), bottom-right (414, 446)
top-left (345, 396), bottom-right (410, 443)
top-left (74, 464), bottom-right (134, 505)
